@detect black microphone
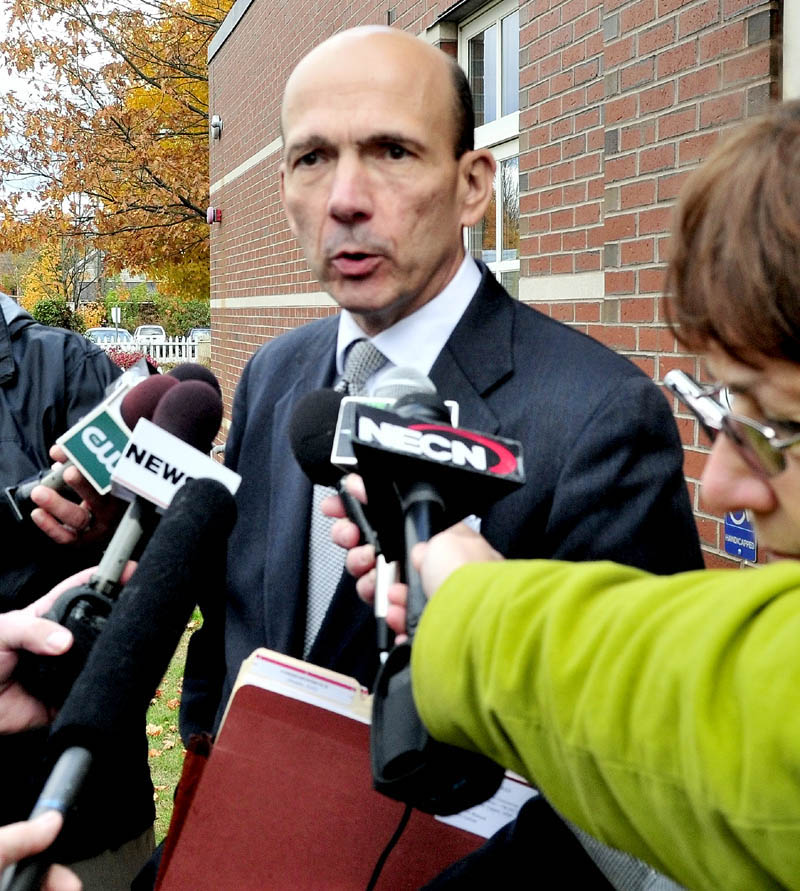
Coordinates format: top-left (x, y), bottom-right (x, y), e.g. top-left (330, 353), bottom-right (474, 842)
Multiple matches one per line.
top-left (13, 379), bottom-right (225, 709)
top-left (3, 374), bottom-right (180, 522)
top-left (352, 384), bottom-right (524, 816)
top-left (1, 478), bottom-right (237, 891)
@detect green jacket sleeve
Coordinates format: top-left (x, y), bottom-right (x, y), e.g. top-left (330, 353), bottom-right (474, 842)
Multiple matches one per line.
top-left (411, 559), bottom-right (800, 890)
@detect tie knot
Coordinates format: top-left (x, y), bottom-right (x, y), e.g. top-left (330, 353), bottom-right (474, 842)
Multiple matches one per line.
top-left (336, 339), bottom-right (387, 395)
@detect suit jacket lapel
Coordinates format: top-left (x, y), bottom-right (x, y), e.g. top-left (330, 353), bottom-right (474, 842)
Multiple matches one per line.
top-left (264, 319), bottom-right (338, 655)
top-left (430, 264), bottom-right (515, 436)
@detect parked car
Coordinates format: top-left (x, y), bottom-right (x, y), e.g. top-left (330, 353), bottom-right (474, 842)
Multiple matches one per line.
top-left (188, 327), bottom-right (211, 341)
top-left (85, 326), bottom-right (134, 344)
top-left (134, 324), bottom-right (166, 343)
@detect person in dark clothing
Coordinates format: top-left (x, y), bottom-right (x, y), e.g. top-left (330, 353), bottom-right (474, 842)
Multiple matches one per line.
top-left (0, 292), bottom-right (155, 890)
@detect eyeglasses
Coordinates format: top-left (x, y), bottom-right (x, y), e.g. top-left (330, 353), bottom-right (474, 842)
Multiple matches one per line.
top-left (664, 370), bottom-right (800, 477)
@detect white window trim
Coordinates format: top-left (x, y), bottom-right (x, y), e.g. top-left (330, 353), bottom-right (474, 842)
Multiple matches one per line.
top-left (458, 0), bottom-right (520, 151)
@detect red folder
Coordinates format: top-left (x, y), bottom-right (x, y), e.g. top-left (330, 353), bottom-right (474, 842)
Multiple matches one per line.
top-left (158, 653), bottom-right (486, 889)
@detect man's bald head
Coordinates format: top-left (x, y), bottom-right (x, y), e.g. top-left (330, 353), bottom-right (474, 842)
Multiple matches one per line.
top-left (281, 27), bottom-right (474, 159)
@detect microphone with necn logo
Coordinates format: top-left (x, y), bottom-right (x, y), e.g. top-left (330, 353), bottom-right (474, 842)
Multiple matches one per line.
top-left (3, 374), bottom-right (179, 522)
top-left (1, 478), bottom-right (237, 891)
top-left (351, 382), bottom-right (525, 816)
top-left (12, 380), bottom-right (226, 710)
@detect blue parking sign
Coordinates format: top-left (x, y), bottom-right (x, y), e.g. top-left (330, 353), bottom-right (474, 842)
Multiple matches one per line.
top-left (724, 511), bottom-right (757, 562)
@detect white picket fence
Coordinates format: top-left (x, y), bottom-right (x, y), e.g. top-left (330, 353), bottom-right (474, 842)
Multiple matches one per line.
top-left (97, 336), bottom-right (206, 364)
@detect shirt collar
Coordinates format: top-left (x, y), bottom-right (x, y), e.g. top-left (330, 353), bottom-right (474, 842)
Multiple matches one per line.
top-left (335, 254), bottom-right (481, 377)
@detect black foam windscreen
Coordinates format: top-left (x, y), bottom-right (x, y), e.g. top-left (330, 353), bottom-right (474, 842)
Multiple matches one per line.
top-left (119, 374), bottom-right (179, 429)
top-left (167, 362), bottom-right (222, 398)
top-left (151, 380), bottom-right (223, 453)
top-left (288, 389), bottom-right (345, 487)
top-left (47, 477), bottom-right (236, 759)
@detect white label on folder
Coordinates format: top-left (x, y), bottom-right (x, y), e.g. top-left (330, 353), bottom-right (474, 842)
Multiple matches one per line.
top-left (247, 653), bottom-right (370, 723)
top-left (436, 775), bottom-right (538, 839)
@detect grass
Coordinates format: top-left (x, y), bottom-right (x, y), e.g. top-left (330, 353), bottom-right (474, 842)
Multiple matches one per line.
top-left (145, 609), bottom-right (202, 842)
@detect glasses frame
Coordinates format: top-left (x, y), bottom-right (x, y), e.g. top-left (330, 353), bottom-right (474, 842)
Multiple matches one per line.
top-left (664, 370), bottom-right (800, 477)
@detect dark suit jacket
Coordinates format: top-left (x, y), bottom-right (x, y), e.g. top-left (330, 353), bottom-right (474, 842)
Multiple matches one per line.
top-left (181, 265), bottom-right (702, 738)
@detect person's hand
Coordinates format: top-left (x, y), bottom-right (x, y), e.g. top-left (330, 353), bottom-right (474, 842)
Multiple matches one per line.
top-left (0, 563), bottom-right (136, 734)
top-left (0, 811), bottom-right (82, 890)
top-left (322, 475), bottom-right (381, 603)
top-left (29, 445), bottom-right (125, 545)
top-left (384, 524), bottom-right (504, 635)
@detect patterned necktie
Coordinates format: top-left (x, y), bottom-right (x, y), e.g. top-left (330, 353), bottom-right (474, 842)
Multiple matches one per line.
top-left (305, 339), bottom-right (387, 658)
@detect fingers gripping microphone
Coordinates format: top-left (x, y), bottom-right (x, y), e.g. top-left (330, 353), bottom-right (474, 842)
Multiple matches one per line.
top-left (4, 374), bottom-right (179, 522)
top-left (13, 380), bottom-right (225, 710)
top-left (2, 478), bottom-right (237, 891)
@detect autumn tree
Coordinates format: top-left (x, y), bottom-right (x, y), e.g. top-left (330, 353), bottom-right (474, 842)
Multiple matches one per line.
top-left (0, 0), bottom-right (232, 299)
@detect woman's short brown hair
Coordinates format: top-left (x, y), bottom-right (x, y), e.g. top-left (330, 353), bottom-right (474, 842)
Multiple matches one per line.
top-left (666, 100), bottom-right (800, 365)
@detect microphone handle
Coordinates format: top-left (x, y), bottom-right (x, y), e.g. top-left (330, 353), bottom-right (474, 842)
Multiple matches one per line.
top-left (90, 498), bottom-right (158, 597)
top-left (0, 747), bottom-right (92, 891)
top-left (400, 482), bottom-right (445, 639)
top-left (4, 464), bottom-right (74, 523)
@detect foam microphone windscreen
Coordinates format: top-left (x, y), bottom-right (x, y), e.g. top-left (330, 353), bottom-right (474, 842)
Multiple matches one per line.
top-left (167, 362), bottom-right (222, 398)
top-left (119, 374), bottom-right (179, 429)
top-left (288, 389), bottom-right (345, 487)
top-left (152, 380), bottom-right (223, 453)
top-left (47, 477), bottom-right (237, 760)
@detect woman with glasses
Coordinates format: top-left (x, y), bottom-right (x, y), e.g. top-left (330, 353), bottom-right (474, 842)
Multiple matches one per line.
top-left (327, 100), bottom-right (800, 889)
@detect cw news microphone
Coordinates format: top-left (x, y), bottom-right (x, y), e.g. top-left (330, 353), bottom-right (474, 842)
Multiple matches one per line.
top-left (12, 379), bottom-right (225, 709)
top-left (352, 385), bottom-right (525, 816)
top-left (1, 477), bottom-right (237, 891)
top-left (4, 362), bottom-right (220, 522)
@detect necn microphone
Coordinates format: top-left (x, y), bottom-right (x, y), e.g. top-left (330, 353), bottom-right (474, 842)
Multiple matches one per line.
top-left (2, 478), bottom-right (237, 891)
top-left (357, 383), bottom-right (524, 816)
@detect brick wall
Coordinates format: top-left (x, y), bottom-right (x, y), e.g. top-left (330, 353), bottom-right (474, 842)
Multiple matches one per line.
top-left (208, 0), bottom-right (783, 565)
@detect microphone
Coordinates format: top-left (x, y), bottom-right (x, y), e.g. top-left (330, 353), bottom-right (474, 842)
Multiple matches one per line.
top-left (1, 478), bottom-right (237, 891)
top-left (12, 380), bottom-right (226, 709)
top-left (3, 374), bottom-right (179, 521)
top-left (352, 383), bottom-right (523, 816)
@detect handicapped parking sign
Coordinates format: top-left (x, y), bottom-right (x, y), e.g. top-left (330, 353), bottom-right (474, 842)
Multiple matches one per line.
top-left (724, 511), bottom-right (757, 562)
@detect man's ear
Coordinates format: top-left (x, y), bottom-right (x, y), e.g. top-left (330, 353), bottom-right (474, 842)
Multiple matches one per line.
top-left (458, 149), bottom-right (496, 228)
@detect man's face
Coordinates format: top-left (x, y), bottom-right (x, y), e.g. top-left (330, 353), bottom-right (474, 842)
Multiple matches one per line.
top-left (279, 32), bottom-right (493, 336)
top-left (700, 345), bottom-right (800, 561)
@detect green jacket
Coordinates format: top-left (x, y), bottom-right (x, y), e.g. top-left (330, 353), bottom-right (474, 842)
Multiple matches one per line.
top-left (412, 560), bottom-right (800, 890)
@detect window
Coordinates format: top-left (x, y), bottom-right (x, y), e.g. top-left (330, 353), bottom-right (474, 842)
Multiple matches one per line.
top-left (460, 0), bottom-right (520, 296)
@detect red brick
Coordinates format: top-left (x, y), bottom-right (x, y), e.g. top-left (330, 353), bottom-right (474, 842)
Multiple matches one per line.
top-left (606, 94), bottom-right (638, 125)
top-left (620, 179), bottom-right (656, 208)
top-left (638, 206), bottom-right (673, 235)
top-left (563, 87), bottom-right (587, 112)
top-left (703, 551), bottom-right (741, 570)
top-left (541, 233), bottom-right (562, 252)
top-left (657, 170), bottom-right (691, 201)
top-left (575, 152), bottom-right (601, 176)
top-left (620, 0), bottom-right (656, 33)
top-left (606, 153), bottom-right (637, 182)
top-left (550, 24), bottom-right (574, 50)
top-left (700, 91), bottom-right (744, 127)
top-left (658, 107), bottom-right (696, 139)
top-left (574, 10), bottom-right (601, 41)
top-left (640, 143), bottom-right (676, 174)
top-left (639, 83), bottom-right (675, 114)
top-left (699, 22), bottom-right (746, 62)
top-left (575, 108), bottom-right (601, 131)
top-left (657, 42), bottom-right (696, 78)
top-left (551, 254), bottom-right (574, 274)
top-left (638, 324), bottom-right (675, 350)
top-left (587, 323), bottom-right (637, 348)
top-left (679, 66), bottom-right (721, 101)
top-left (550, 301), bottom-right (576, 321)
top-left (575, 301), bottom-right (601, 322)
top-left (563, 229), bottom-right (587, 250)
top-left (575, 249), bottom-right (601, 271)
top-left (552, 116), bottom-right (574, 138)
top-left (605, 213), bottom-right (637, 241)
top-left (657, 0), bottom-right (685, 14)
top-left (722, 44), bottom-right (771, 85)
top-left (539, 96), bottom-right (563, 121)
top-left (562, 40), bottom-right (587, 67)
top-left (630, 355), bottom-right (656, 377)
top-left (541, 142), bottom-right (562, 165)
top-left (639, 20), bottom-right (675, 55)
top-left (682, 447), bottom-right (709, 480)
top-left (564, 182), bottom-right (588, 203)
top-left (587, 224), bottom-right (605, 247)
top-left (575, 202), bottom-right (600, 225)
top-left (679, 0), bottom-right (719, 38)
top-left (679, 130), bottom-right (720, 164)
top-left (575, 58), bottom-right (600, 85)
top-left (540, 52), bottom-right (562, 78)
top-left (551, 160), bottom-right (576, 183)
top-left (622, 238), bottom-right (655, 265)
top-left (620, 57), bottom-right (655, 91)
top-left (550, 70), bottom-right (574, 94)
top-left (621, 296), bottom-right (655, 321)
top-left (552, 208), bottom-right (575, 229)
top-left (605, 36), bottom-right (635, 68)
top-left (723, 0), bottom-right (767, 17)
top-left (562, 0), bottom-right (588, 25)
top-left (639, 265), bottom-right (667, 293)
